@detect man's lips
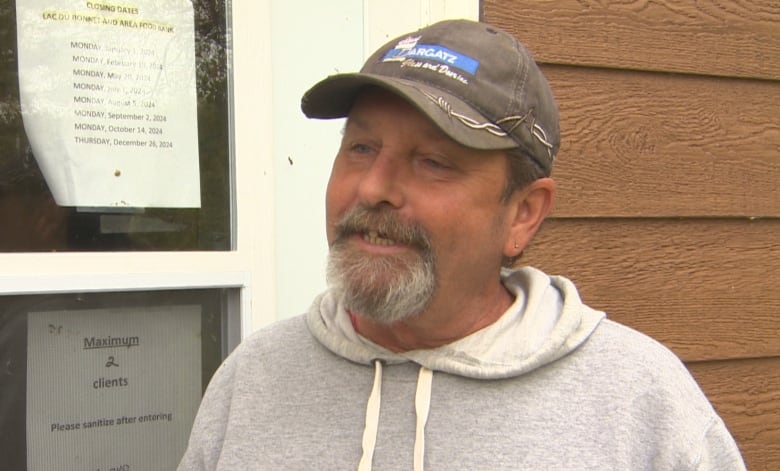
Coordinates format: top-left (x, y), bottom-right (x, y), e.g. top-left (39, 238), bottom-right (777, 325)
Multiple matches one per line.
top-left (362, 230), bottom-right (397, 246)
top-left (334, 205), bottom-right (432, 251)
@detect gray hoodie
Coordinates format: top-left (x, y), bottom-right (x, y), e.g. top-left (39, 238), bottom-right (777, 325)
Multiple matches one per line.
top-left (178, 267), bottom-right (746, 470)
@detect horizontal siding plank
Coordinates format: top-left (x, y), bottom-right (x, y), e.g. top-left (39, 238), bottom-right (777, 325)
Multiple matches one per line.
top-left (543, 65), bottom-right (780, 218)
top-left (483, 0), bottom-right (780, 80)
top-left (522, 218), bottom-right (780, 362)
top-left (688, 358), bottom-right (780, 471)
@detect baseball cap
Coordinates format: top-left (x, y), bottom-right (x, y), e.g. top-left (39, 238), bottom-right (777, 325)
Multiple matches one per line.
top-left (301, 19), bottom-right (560, 173)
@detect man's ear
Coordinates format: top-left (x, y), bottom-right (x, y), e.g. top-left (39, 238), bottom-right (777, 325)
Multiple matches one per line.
top-left (503, 177), bottom-right (556, 260)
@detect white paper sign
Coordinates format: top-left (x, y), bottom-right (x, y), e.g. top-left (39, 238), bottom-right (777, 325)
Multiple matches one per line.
top-left (16, 0), bottom-right (201, 208)
top-left (26, 305), bottom-right (202, 471)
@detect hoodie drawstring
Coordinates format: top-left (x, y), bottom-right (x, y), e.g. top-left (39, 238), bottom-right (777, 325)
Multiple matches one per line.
top-left (358, 360), bottom-right (434, 471)
top-left (414, 366), bottom-right (433, 471)
top-left (359, 360), bottom-right (383, 471)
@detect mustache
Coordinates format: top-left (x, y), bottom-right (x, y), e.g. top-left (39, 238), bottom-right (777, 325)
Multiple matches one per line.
top-left (334, 205), bottom-right (432, 250)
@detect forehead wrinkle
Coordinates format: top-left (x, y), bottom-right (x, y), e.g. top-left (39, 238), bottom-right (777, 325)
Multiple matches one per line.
top-left (343, 113), bottom-right (371, 135)
top-left (345, 91), bottom-right (451, 144)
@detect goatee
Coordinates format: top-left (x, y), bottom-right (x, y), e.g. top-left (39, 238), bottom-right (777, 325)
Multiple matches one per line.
top-left (326, 205), bottom-right (436, 324)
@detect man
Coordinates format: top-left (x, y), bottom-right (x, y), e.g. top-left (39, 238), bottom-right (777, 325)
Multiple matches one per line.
top-left (179, 20), bottom-right (745, 470)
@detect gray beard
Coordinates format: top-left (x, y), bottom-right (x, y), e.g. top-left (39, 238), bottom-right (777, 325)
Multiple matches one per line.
top-left (327, 243), bottom-right (436, 324)
top-left (326, 207), bottom-right (436, 324)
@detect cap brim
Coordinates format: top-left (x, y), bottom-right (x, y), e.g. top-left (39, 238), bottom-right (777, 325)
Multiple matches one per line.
top-left (301, 73), bottom-right (518, 151)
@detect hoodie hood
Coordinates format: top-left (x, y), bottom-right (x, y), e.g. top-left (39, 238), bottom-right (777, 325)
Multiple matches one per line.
top-left (306, 266), bottom-right (605, 380)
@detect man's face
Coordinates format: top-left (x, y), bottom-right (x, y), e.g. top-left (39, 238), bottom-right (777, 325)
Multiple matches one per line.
top-left (325, 89), bottom-right (516, 323)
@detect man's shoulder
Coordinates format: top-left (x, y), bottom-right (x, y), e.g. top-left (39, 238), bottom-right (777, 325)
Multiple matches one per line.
top-left (245, 314), bottom-right (309, 341)
top-left (231, 315), bottom-right (316, 359)
top-left (589, 318), bottom-right (682, 363)
top-left (573, 317), bottom-right (711, 406)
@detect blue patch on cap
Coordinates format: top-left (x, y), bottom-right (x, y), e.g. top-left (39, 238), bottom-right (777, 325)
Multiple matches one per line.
top-left (382, 43), bottom-right (480, 75)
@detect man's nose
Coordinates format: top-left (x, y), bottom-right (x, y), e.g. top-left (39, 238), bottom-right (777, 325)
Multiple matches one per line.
top-left (356, 152), bottom-right (405, 209)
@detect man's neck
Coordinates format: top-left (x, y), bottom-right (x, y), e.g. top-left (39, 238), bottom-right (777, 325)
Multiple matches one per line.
top-left (351, 282), bottom-right (515, 352)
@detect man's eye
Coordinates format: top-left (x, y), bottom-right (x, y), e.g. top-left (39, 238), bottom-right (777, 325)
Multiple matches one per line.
top-left (421, 158), bottom-right (449, 170)
top-left (351, 143), bottom-right (373, 154)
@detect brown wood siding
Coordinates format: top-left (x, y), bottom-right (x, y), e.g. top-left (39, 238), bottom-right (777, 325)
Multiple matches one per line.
top-left (484, 0), bottom-right (780, 80)
top-left (483, 1), bottom-right (780, 469)
top-left (525, 218), bottom-right (780, 361)
top-left (690, 358), bottom-right (780, 471)
top-left (544, 65), bottom-right (780, 218)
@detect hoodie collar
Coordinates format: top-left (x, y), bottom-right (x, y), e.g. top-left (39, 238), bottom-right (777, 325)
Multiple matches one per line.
top-left (306, 266), bottom-right (605, 379)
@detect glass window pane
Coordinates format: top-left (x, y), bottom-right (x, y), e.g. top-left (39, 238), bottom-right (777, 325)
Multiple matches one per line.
top-left (0, 0), bottom-right (232, 251)
top-left (0, 288), bottom-right (237, 470)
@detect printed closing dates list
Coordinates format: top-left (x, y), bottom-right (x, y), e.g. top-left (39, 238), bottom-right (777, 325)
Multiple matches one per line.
top-left (71, 40), bottom-right (174, 150)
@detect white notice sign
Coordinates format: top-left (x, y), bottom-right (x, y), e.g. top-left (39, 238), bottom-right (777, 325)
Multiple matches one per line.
top-left (27, 305), bottom-right (202, 471)
top-left (16, 0), bottom-right (201, 208)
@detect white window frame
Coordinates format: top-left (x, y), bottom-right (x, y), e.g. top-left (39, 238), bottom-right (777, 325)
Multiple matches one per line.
top-left (0, 2), bottom-right (276, 338)
top-left (1, 0), bottom-right (478, 338)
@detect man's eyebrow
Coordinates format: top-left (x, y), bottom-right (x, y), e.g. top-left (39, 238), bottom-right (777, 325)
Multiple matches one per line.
top-left (343, 115), bottom-right (370, 133)
top-left (345, 113), bottom-right (449, 144)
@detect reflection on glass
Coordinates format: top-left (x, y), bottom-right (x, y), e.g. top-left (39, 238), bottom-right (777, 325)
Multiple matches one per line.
top-left (0, 288), bottom-right (233, 470)
top-left (0, 0), bottom-right (231, 251)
